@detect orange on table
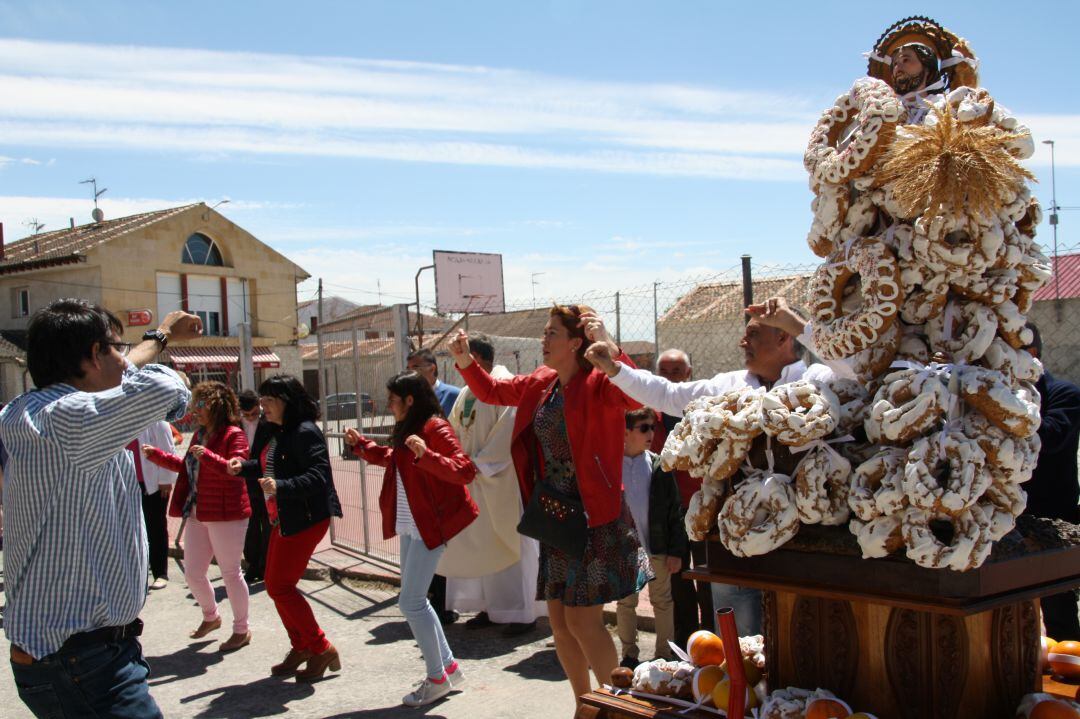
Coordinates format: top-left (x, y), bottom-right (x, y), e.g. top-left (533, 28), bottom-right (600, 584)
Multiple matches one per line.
top-left (711, 676), bottom-right (760, 713)
top-left (721, 655), bottom-right (763, 687)
top-left (687, 630), bottom-right (726, 666)
top-left (1044, 637), bottom-right (1059, 674)
top-left (690, 665), bottom-right (725, 706)
top-left (1029, 697), bottom-right (1080, 719)
top-left (1049, 640), bottom-right (1080, 680)
top-left (805, 696), bottom-right (853, 719)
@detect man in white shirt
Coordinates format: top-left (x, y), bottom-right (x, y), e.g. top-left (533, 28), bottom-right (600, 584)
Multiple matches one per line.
top-left (584, 297), bottom-right (846, 635)
top-left (133, 421), bottom-right (177, 590)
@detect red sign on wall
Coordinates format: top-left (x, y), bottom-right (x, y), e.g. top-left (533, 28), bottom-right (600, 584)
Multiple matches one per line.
top-left (127, 309), bottom-right (154, 327)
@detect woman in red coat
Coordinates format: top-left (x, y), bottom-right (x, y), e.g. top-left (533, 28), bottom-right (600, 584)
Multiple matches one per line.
top-left (143, 381), bottom-right (251, 652)
top-left (448, 305), bottom-right (651, 705)
top-left (345, 371), bottom-right (477, 707)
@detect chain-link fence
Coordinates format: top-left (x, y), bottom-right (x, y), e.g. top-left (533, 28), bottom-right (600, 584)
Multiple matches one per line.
top-left (312, 244), bottom-right (1079, 567)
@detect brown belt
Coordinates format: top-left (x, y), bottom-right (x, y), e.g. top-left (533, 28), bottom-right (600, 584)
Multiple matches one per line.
top-left (10, 645), bottom-right (34, 665)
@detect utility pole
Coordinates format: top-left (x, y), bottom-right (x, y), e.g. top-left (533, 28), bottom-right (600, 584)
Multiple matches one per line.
top-left (1042, 140), bottom-right (1062, 321)
top-left (316, 278), bottom-right (326, 433)
top-left (531, 272), bottom-right (545, 309)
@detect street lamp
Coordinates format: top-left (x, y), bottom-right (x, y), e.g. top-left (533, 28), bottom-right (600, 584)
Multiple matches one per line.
top-left (531, 272), bottom-right (545, 309)
top-left (1042, 140), bottom-right (1060, 302)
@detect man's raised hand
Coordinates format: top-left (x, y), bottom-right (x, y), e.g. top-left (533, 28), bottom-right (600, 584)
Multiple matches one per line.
top-left (745, 296), bottom-right (806, 337)
top-left (159, 311), bottom-right (203, 343)
top-left (448, 329), bottom-right (473, 368)
top-left (584, 341), bottom-right (619, 377)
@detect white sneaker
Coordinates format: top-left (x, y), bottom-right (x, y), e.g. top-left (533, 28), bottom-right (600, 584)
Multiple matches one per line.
top-left (402, 677), bottom-right (452, 707)
top-left (445, 663), bottom-right (466, 689)
top-left (149, 577), bottom-right (168, 590)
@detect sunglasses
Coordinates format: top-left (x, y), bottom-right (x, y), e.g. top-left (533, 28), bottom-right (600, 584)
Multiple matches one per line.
top-left (633, 423), bottom-right (655, 433)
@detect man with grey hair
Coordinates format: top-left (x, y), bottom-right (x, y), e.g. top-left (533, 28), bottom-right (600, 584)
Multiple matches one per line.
top-left (585, 297), bottom-right (850, 635)
top-left (649, 349), bottom-right (715, 647)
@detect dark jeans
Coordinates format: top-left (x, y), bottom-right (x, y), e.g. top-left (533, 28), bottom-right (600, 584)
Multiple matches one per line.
top-left (429, 573), bottom-right (449, 619)
top-left (11, 637), bottom-right (162, 719)
top-left (672, 540), bottom-right (714, 647)
top-left (243, 477), bottom-right (272, 579)
top-left (141, 489), bottom-right (169, 580)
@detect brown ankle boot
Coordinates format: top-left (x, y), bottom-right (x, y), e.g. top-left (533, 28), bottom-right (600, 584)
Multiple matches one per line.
top-left (295, 644), bottom-right (341, 683)
top-left (271, 648), bottom-right (313, 676)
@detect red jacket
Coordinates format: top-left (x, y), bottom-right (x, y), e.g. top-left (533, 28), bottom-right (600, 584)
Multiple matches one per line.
top-left (352, 417), bottom-right (478, 550)
top-left (145, 424), bottom-right (251, 521)
top-left (459, 356), bottom-right (640, 528)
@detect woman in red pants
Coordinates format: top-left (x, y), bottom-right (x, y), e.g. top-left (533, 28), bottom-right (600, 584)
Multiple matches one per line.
top-left (228, 374), bottom-right (342, 681)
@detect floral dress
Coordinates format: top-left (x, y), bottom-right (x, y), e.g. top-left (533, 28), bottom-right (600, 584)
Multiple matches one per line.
top-left (534, 383), bottom-right (653, 606)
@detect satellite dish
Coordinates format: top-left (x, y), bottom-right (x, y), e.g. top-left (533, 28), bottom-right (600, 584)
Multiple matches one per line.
top-left (92, 208), bottom-right (104, 223)
top-left (297, 323), bottom-right (310, 339)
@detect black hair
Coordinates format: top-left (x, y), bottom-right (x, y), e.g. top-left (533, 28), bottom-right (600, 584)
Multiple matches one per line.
top-left (1024, 322), bottom-right (1042, 358)
top-left (386, 370), bottom-right (442, 447)
top-left (237, 389), bottom-right (259, 411)
top-left (468, 333), bottom-right (495, 364)
top-left (407, 347), bottom-right (438, 378)
top-left (257, 374), bottom-right (319, 428)
top-left (27, 298), bottom-right (124, 388)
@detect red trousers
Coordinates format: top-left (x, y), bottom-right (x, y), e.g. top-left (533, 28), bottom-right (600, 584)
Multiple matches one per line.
top-left (265, 519), bottom-right (331, 654)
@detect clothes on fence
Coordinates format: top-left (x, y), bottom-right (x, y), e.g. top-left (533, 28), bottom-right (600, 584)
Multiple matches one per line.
top-left (182, 515), bottom-right (251, 634)
top-left (265, 518), bottom-right (332, 654)
top-left (0, 363), bottom-right (189, 660)
top-left (534, 387), bottom-right (652, 606)
top-left (457, 352), bottom-right (642, 528)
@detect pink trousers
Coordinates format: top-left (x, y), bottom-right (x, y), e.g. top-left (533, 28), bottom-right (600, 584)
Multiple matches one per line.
top-left (183, 516), bottom-right (250, 634)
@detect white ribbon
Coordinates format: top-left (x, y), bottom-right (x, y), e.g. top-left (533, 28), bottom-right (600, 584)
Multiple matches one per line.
top-left (939, 50), bottom-right (979, 71)
top-left (863, 50), bottom-right (892, 66)
top-left (821, 233), bottom-right (860, 270)
top-left (887, 359), bottom-right (963, 460)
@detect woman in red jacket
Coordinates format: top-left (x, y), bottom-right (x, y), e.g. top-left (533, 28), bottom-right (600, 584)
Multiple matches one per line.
top-left (143, 381), bottom-right (251, 653)
top-left (345, 371), bottom-right (477, 707)
top-left (448, 304), bottom-right (652, 705)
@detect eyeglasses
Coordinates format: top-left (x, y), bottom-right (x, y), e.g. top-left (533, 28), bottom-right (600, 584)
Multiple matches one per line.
top-left (633, 423), bottom-right (655, 433)
top-left (107, 341), bottom-right (133, 357)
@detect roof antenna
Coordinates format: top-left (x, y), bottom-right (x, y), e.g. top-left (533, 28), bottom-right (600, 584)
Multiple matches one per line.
top-left (24, 218), bottom-right (45, 235)
top-left (79, 177), bottom-right (108, 223)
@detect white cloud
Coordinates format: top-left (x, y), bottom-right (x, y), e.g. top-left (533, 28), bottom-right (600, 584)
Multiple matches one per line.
top-left (0, 38), bottom-right (818, 180)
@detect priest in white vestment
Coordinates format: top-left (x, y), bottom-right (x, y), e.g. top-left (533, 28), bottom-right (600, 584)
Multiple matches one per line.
top-left (440, 334), bottom-right (546, 635)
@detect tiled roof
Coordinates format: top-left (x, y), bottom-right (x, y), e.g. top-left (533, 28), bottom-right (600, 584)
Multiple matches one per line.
top-left (0, 204), bottom-right (200, 269)
top-left (660, 273), bottom-right (815, 324)
top-left (1032, 252), bottom-right (1080, 302)
top-left (462, 308), bottom-right (552, 339)
top-left (317, 304), bottom-right (449, 334)
top-left (0, 334), bottom-right (25, 360)
top-left (300, 338), bottom-right (396, 361)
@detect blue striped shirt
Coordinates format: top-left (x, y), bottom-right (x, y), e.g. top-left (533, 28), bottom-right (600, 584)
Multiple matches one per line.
top-left (0, 364), bottom-right (190, 658)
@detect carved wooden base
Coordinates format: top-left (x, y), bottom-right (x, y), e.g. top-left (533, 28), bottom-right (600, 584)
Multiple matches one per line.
top-left (764, 590), bottom-right (1041, 719)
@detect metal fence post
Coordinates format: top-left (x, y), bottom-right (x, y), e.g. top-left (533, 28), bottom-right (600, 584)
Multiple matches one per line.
top-left (615, 292), bottom-right (621, 346)
top-left (653, 282), bottom-right (659, 352)
top-left (741, 255), bottom-right (753, 323)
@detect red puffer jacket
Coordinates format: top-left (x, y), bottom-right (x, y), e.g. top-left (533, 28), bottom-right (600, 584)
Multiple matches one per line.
top-left (145, 424), bottom-right (251, 521)
top-left (459, 355), bottom-right (640, 528)
top-left (352, 417), bottom-right (478, 550)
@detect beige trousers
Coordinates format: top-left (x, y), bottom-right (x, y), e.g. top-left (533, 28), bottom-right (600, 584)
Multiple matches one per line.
top-left (616, 554), bottom-right (674, 660)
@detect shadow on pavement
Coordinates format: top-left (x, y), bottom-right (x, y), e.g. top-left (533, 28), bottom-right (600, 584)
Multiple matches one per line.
top-left (365, 620), bottom-right (413, 645)
top-left (444, 621), bottom-right (554, 660)
top-left (321, 704), bottom-right (450, 718)
top-left (146, 641), bottom-right (224, 686)
top-left (181, 675), bottom-right (317, 718)
top-left (501, 648), bottom-right (565, 682)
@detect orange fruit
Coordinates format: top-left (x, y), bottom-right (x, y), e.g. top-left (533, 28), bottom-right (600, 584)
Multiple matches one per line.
top-left (687, 630), bottom-right (726, 666)
top-left (720, 655), bottom-right (763, 687)
top-left (690, 665), bottom-right (725, 706)
top-left (1044, 637), bottom-right (1059, 674)
top-left (1030, 697), bottom-right (1080, 719)
top-left (805, 697), bottom-right (853, 719)
top-left (711, 677), bottom-right (759, 712)
top-left (1050, 640), bottom-right (1080, 680)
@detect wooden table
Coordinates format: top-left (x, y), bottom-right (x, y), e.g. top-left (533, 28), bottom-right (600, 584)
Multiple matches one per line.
top-left (577, 525), bottom-right (1080, 719)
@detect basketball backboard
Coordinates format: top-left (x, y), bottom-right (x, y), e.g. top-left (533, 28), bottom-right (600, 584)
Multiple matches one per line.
top-left (433, 250), bottom-right (505, 314)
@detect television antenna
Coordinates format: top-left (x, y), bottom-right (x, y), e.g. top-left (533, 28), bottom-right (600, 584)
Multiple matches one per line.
top-left (24, 218), bottom-right (45, 234)
top-left (80, 177), bottom-right (108, 223)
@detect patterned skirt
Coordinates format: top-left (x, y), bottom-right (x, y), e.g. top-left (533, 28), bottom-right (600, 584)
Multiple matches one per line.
top-left (536, 456), bottom-right (654, 607)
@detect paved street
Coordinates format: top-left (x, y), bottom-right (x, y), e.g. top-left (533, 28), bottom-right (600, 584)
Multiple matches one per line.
top-left (0, 556), bottom-right (646, 719)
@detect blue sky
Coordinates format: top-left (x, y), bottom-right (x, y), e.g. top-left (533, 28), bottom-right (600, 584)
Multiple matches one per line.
top-left (1, 0), bottom-right (1077, 311)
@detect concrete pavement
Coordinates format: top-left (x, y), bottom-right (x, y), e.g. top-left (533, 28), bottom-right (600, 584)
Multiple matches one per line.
top-left (0, 557), bottom-right (660, 718)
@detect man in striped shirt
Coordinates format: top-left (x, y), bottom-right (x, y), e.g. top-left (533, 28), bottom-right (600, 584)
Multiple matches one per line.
top-left (2, 299), bottom-right (200, 718)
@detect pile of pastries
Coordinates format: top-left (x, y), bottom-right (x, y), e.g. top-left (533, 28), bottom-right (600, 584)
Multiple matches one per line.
top-left (662, 78), bottom-right (1050, 572)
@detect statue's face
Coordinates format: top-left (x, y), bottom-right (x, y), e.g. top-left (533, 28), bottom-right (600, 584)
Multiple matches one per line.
top-left (890, 46), bottom-right (929, 94)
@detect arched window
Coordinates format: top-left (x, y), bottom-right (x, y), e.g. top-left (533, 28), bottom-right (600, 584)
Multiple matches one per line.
top-left (181, 233), bottom-right (224, 266)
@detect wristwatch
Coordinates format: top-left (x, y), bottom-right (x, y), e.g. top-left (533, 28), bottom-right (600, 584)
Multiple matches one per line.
top-left (142, 329), bottom-right (169, 349)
